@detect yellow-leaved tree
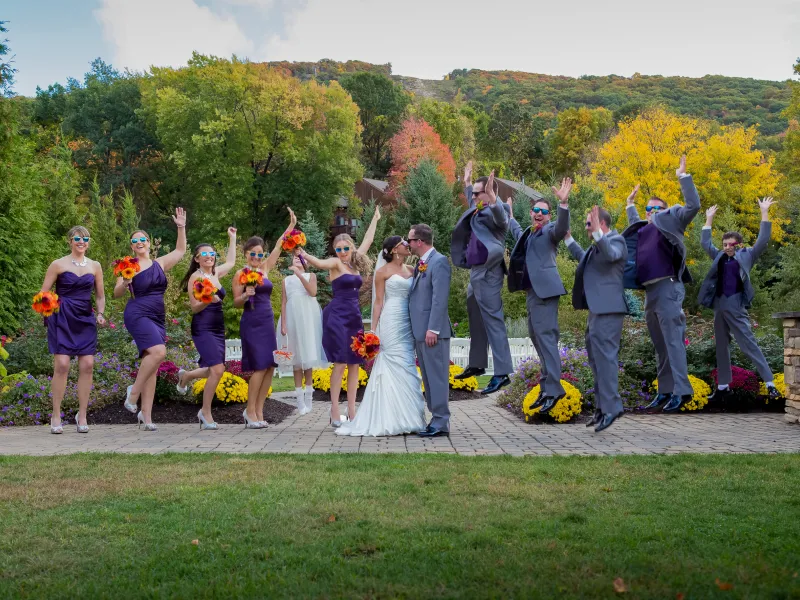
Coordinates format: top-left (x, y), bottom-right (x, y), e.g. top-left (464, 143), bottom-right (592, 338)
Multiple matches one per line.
top-left (590, 107), bottom-right (786, 241)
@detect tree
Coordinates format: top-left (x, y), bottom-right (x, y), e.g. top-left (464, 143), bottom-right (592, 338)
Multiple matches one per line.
top-left (340, 72), bottom-right (410, 177)
top-left (387, 117), bottom-right (456, 195)
top-left (409, 98), bottom-right (476, 169)
top-left (142, 54), bottom-right (363, 241)
top-left (485, 99), bottom-right (553, 180)
top-left (0, 21), bottom-right (15, 96)
top-left (590, 107), bottom-right (785, 240)
top-left (545, 107), bottom-right (614, 177)
top-left (393, 159), bottom-right (460, 255)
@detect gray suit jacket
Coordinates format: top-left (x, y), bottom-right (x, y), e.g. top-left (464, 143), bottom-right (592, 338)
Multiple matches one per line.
top-left (568, 231), bottom-right (628, 315)
top-left (624, 174), bottom-right (701, 283)
top-left (508, 206), bottom-right (570, 298)
top-left (451, 184), bottom-right (512, 272)
top-left (408, 249), bottom-right (453, 342)
top-left (697, 221), bottom-right (772, 309)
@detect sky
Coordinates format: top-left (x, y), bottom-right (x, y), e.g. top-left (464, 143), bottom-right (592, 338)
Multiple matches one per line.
top-left (5, 0), bottom-right (800, 96)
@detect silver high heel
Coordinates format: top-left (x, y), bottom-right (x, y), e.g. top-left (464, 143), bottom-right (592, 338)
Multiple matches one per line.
top-left (176, 369), bottom-right (189, 395)
top-left (137, 411), bottom-right (157, 432)
top-left (124, 385), bottom-right (138, 413)
top-left (50, 421), bottom-right (63, 434)
top-left (329, 406), bottom-right (343, 428)
top-left (197, 409), bottom-right (218, 430)
top-left (75, 414), bottom-right (89, 434)
top-left (242, 409), bottom-right (261, 429)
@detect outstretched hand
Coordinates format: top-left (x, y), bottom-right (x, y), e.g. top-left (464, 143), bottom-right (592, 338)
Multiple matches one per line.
top-left (551, 177), bottom-right (572, 206)
top-left (758, 196), bottom-right (776, 215)
top-left (485, 170), bottom-right (497, 205)
top-left (506, 197), bottom-right (513, 213)
top-left (705, 205), bottom-right (718, 224)
top-left (373, 206), bottom-right (382, 221)
top-left (589, 205), bottom-right (601, 235)
top-left (464, 160), bottom-right (473, 184)
top-left (626, 184), bottom-right (640, 207)
top-left (676, 154), bottom-right (687, 177)
top-left (287, 207), bottom-right (297, 229)
top-left (172, 207), bottom-right (187, 228)
top-left (227, 226), bottom-right (237, 238)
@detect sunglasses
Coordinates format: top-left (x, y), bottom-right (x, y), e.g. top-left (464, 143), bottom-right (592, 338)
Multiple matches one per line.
top-left (73, 236), bottom-right (90, 243)
top-left (198, 251), bottom-right (216, 257)
top-left (585, 221), bottom-right (592, 228)
top-left (532, 207), bottom-right (550, 215)
top-left (722, 242), bottom-right (740, 249)
top-left (130, 237), bottom-right (148, 244)
top-left (408, 238), bottom-right (421, 243)
top-left (394, 240), bottom-right (409, 249)
top-left (645, 205), bottom-right (664, 213)
top-left (335, 246), bottom-right (351, 253)
top-left (249, 252), bottom-right (265, 258)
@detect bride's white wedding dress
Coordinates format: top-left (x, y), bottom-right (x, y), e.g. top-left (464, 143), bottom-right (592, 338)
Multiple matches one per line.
top-left (335, 273), bottom-right (426, 437)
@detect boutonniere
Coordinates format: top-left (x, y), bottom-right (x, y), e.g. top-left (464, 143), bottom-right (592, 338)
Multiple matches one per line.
top-left (474, 200), bottom-right (485, 213)
top-left (417, 260), bottom-right (428, 277)
top-left (532, 223), bottom-right (543, 233)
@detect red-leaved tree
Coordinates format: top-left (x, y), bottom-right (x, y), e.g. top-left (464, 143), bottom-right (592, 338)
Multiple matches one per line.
top-left (387, 117), bottom-right (456, 196)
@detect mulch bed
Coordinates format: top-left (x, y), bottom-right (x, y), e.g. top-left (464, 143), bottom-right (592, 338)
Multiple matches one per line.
top-left (86, 398), bottom-right (296, 425)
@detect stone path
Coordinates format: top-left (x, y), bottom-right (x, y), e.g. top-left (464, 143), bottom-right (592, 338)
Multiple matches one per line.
top-left (1, 394), bottom-right (798, 457)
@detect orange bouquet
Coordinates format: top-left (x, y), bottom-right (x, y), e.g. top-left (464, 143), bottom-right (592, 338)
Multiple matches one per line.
top-left (350, 329), bottom-right (381, 361)
top-left (113, 256), bottom-right (141, 298)
top-left (281, 229), bottom-right (307, 252)
top-left (238, 267), bottom-right (264, 308)
top-left (193, 276), bottom-right (218, 304)
top-left (32, 291), bottom-right (60, 317)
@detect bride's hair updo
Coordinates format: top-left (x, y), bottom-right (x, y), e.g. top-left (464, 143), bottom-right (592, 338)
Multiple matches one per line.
top-left (381, 235), bottom-right (402, 262)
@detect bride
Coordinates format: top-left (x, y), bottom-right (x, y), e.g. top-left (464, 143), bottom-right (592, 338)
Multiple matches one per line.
top-left (335, 235), bottom-right (427, 436)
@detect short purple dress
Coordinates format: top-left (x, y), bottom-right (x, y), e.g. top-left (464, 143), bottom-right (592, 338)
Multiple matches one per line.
top-left (46, 272), bottom-right (97, 357)
top-left (240, 279), bottom-right (277, 372)
top-left (322, 273), bottom-right (364, 364)
top-left (124, 261), bottom-right (168, 357)
top-left (192, 287), bottom-right (226, 368)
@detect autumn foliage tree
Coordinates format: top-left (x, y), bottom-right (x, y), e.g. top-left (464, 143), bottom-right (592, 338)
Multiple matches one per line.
top-left (387, 117), bottom-right (456, 196)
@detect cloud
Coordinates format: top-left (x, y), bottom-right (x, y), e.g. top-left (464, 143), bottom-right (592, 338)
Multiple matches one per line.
top-left (95, 0), bottom-right (255, 72)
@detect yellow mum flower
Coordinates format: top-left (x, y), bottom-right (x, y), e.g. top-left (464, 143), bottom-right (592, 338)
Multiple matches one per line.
top-left (191, 372), bottom-right (269, 403)
top-left (311, 365), bottom-right (368, 392)
top-left (759, 373), bottom-right (786, 403)
top-left (416, 365), bottom-right (479, 392)
top-left (652, 375), bottom-right (710, 411)
top-left (522, 380), bottom-right (582, 423)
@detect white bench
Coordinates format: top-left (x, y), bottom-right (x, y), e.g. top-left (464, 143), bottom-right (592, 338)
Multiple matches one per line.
top-left (224, 337), bottom-right (537, 377)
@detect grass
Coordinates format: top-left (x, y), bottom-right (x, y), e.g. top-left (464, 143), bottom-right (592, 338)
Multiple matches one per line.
top-left (1, 453), bottom-right (799, 599)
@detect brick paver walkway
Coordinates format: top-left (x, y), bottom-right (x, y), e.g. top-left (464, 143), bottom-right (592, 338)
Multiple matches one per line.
top-left (1, 394), bottom-right (798, 456)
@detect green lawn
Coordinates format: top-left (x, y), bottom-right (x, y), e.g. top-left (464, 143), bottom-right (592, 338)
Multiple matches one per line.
top-left (1, 454), bottom-right (799, 599)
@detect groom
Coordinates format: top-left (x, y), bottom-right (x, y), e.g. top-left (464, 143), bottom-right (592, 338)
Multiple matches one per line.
top-left (408, 223), bottom-right (453, 437)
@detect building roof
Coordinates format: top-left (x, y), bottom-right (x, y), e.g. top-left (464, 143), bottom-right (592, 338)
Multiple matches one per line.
top-left (363, 178), bottom-right (389, 192)
top-left (497, 178), bottom-right (545, 201)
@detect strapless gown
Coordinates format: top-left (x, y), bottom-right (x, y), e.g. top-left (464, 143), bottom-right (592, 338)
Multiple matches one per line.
top-left (322, 273), bottom-right (364, 364)
top-left (46, 272), bottom-right (97, 357)
top-left (192, 287), bottom-right (226, 368)
top-left (123, 261), bottom-right (168, 357)
top-left (240, 279), bottom-right (277, 372)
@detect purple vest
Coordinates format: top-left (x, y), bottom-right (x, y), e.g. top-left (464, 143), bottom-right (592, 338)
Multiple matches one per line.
top-left (466, 231), bottom-right (488, 266)
top-left (636, 223), bottom-right (676, 284)
top-left (718, 256), bottom-right (744, 297)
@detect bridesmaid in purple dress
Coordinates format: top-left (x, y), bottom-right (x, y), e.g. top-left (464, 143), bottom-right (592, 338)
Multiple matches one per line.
top-left (176, 228), bottom-right (238, 430)
top-left (39, 226), bottom-right (106, 434)
top-left (115, 208), bottom-right (187, 431)
top-left (299, 207), bottom-right (381, 427)
top-left (232, 210), bottom-right (297, 429)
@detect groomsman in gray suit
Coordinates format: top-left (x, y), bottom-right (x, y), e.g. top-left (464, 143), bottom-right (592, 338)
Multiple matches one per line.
top-left (699, 198), bottom-right (782, 403)
top-left (624, 155), bottom-right (701, 413)
top-left (408, 223), bottom-right (453, 437)
top-left (508, 178), bottom-right (572, 414)
top-left (451, 165), bottom-right (513, 394)
top-left (566, 206), bottom-right (628, 432)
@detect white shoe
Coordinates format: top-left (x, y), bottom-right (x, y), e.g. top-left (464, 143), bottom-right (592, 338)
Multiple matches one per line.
top-left (197, 410), bottom-right (218, 430)
top-left (176, 369), bottom-right (189, 395)
top-left (296, 391), bottom-right (309, 415)
top-left (304, 389), bottom-right (313, 413)
top-left (124, 385), bottom-right (138, 413)
top-left (243, 409), bottom-right (261, 429)
top-left (137, 411), bottom-right (157, 431)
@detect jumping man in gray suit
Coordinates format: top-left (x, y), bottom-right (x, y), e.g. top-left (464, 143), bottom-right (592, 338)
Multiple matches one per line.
top-left (699, 198), bottom-right (782, 403)
top-left (624, 155), bottom-right (700, 413)
top-left (451, 165), bottom-right (513, 394)
top-left (408, 223), bottom-right (453, 437)
top-left (508, 178), bottom-right (572, 414)
top-left (566, 206), bottom-right (628, 433)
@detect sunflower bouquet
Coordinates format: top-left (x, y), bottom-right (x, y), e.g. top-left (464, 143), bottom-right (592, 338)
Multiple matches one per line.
top-left (113, 256), bottom-right (141, 298)
top-left (350, 330), bottom-right (381, 361)
top-left (238, 267), bottom-right (264, 308)
top-left (192, 276), bottom-right (218, 304)
top-left (32, 291), bottom-right (60, 317)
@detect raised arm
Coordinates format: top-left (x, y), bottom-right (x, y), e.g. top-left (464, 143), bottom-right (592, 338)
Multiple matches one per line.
top-left (299, 249), bottom-right (339, 271)
top-left (625, 184), bottom-right (643, 225)
top-left (701, 205), bottom-right (720, 259)
top-left (215, 227), bottom-right (238, 279)
top-left (751, 197), bottom-right (776, 261)
top-left (93, 261), bottom-right (106, 326)
top-left (263, 208), bottom-right (297, 272)
top-left (465, 160), bottom-right (475, 209)
top-left (564, 233), bottom-right (586, 262)
top-left (156, 207), bottom-right (187, 272)
top-left (550, 177), bottom-right (572, 244)
top-left (371, 269), bottom-right (388, 333)
top-left (595, 234), bottom-right (626, 263)
top-left (357, 206), bottom-right (381, 256)
top-left (674, 155), bottom-right (700, 230)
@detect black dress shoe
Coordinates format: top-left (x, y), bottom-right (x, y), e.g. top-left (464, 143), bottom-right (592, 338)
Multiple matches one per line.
top-left (644, 393), bottom-right (671, 412)
top-left (455, 366), bottom-right (485, 380)
top-left (767, 386), bottom-right (784, 402)
top-left (586, 410), bottom-right (602, 428)
top-left (418, 427), bottom-right (449, 438)
top-left (707, 387), bottom-right (732, 403)
top-left (662, 394), bottom-right (691, 413)
top-left (594, 411), bottom-right (623, 433)
top-left (480, 374), bottom-right (510, 395)
top-left (539, 393), bottom-right (565, 415)
top-left (531, 390), bottom-right (546, 410)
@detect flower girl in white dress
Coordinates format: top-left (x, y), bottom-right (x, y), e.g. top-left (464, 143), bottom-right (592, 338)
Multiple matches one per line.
top-left (277, 253), bottom-right (328, 414)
